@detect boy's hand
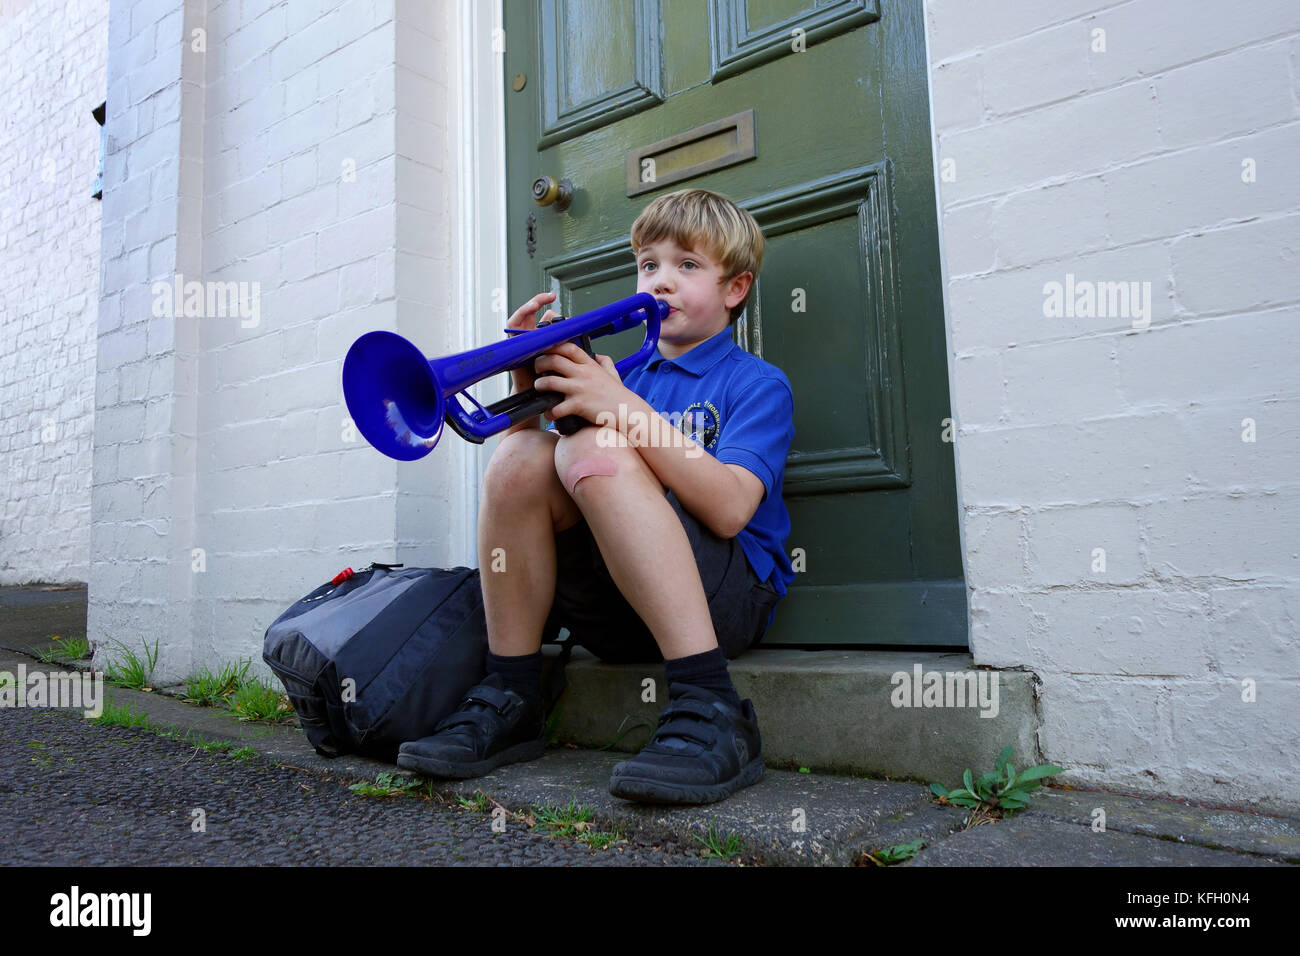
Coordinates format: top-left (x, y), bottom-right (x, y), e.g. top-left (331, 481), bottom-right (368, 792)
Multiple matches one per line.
top-left (505, 291), bottom-right (562, 393)
top-left (532, 342), bottom-right (627, 427)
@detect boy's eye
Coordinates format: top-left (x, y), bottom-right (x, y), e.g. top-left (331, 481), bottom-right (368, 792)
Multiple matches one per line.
top-left (682, 260), bottom-right (696, 269)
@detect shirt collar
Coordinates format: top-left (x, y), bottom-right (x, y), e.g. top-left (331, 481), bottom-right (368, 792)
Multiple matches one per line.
top-left (646, 325), bottom-right (735, 377)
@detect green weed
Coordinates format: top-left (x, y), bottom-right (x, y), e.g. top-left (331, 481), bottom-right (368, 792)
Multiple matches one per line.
top-left (167, 733), bottom-right (234, 753)
top-left (543, 701), bottom-right (563, 745)
top-left (182, 660), bottom-right (252, 707)
top-left (578, 827), bottom-right (623, 850)
top-left (349, 771), bottom-right (422, 797)
top-left (862, 838), bottom-right (925, 866)
top-left (531, 799), bottom-right (593, 837)
top-left (227, 680), bottom-right (295, 723)
top-left (692, 820), bottom-right (745, 860)
top-left (599, 715), bottom-right (656, 752)
top-left (529, 799), bottom-right (624, 850)
top-left (456, 790), bottom-right (490, 813)
top-left (930, 745), bottom-right (1064, 819)
top-left (93, 699), bottom-right (150, 729)
top-left (102, 638), bottom-right (159, 690)
top-left (34, 635), bottom-right (91, 665)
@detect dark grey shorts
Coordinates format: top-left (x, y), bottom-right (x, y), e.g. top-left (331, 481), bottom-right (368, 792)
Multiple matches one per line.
top-left (543, 488), bottom-right (779, 664)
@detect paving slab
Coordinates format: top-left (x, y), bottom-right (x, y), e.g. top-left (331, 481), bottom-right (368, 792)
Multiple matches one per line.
top-left (1022, 787), bottom-right (1300, 863)
top-left (0, 584), bottom-right (88, 657)
top-left (905, 815), bottom-right (1285, 867)
top-left (390, 747), bottom-right (969, 866)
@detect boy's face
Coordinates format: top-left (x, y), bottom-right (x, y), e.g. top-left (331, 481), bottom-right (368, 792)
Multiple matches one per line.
top-left (635, 237), bottom-right (752, 359)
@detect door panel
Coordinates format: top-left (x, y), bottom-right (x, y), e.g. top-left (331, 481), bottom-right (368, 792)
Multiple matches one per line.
top-left (711, 0), bottom-right (880, 80)
top-left (538, 0), bottom-right (664, 147)
top-left (505, 0), bottom-right (966, 647)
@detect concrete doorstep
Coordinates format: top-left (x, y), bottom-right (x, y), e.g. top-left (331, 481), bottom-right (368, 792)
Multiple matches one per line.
top-left (1, 647), bottom-right (1296, 867)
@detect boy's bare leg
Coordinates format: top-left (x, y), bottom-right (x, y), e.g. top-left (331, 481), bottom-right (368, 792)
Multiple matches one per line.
top-left (553, 426), bottom-right (718, 661)
top-left (477, 429), bottom-right (583, 657)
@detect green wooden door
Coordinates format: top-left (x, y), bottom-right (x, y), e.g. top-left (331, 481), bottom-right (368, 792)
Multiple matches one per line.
top-left (503, 0), bottom-right (966, 647)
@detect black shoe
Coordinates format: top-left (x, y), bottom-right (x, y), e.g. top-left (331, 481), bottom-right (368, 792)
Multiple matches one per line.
top-left (396, 674), bottom-right (544, 779)
top-left (608, 682), bottom-right (764, 805)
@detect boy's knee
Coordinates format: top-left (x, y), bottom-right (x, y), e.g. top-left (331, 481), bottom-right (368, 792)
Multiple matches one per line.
top-left (483, 429), bottom-right (560, 498)
top-left (560, 454), bottom-right (619, 496)
top-left (553, 425), bottom-right (665, 496)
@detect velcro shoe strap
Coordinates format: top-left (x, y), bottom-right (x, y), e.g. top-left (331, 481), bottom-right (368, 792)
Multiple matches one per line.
top-left (461, 684), bottom-right (513, 714)
top-left (435, 709), bottom-right (495, 732)
top-left (651, 698), bottom-right (722, 749)
top-left (653, 717), bottom-right (717, 749)
top-left (657, 698), bottom-right (717, 724)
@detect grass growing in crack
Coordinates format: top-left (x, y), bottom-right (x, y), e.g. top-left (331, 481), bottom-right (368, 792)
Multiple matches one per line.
top-left (693, 820), bottom-right (745, 860)
top-left (599, 715), bottom-right (656, 752)
top-left (531, 799), bottom-right (627, 849)
top-left (448, 791), bottom-right (623, 850)
top-left (34, 635), bottom-right (91, 666)
top-left (182, 660), bottom-right (296, 727)
top-left (102, 638), bottom-right (159, 690)
top-left (531, 799), bottom-right (595, 836)
top-left (182, 660), bottom-right (253, 707)
top-left (543, 701), bottom-right (564, 745)
top-left (228, 680), bottom-right (296, 723)
top-left (456, 790), bottom-right (491, 813)
top-left (93, 699), bottom-right (150, 729)
top-left (350, 772), bottom-right (424, 797)
top-left (89, 702), bottom-right (245, 756)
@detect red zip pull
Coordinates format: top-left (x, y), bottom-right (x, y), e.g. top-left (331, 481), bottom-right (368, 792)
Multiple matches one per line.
top-left (330, 567), bottom-right (355, 586)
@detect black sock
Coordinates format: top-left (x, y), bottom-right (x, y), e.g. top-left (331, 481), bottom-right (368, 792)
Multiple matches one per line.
top-left (663, 647), bottom-right (742, 710)
top-left (486, 650), bottom-right (543, 708)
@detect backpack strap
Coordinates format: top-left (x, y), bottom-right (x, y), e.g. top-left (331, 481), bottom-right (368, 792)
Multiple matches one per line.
top-left (303, 723), bottom-right (343, 759)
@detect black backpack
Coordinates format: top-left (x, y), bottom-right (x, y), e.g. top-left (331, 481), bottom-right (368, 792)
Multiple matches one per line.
top-left (262, 563), bottom-right (571, 761)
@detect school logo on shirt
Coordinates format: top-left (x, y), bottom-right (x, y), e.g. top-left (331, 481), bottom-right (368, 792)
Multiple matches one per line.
top-left (679, 400), bottom-right (720, 450)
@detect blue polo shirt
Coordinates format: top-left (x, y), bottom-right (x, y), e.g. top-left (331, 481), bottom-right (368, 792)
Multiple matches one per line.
top-left (608, 325), bottom-right (796, 605)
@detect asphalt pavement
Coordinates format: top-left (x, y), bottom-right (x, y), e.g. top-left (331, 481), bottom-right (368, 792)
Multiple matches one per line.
top-left (0, 704), bottom-right (725, 866)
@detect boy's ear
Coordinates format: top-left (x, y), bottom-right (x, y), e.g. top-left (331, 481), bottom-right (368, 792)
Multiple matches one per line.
top-left (725, 270), bottom-right (754, 307)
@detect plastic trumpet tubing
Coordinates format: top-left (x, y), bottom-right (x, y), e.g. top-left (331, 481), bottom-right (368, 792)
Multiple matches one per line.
top-left (341, 292), bottom-right (668, 461)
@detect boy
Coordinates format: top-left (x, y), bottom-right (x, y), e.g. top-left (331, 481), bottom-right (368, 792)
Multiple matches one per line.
top-left (397, 189), bottom-right (795, 805)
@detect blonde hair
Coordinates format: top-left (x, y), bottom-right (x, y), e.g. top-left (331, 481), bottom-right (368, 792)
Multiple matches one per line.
top-left (630, 188), bottom-right (764, 324)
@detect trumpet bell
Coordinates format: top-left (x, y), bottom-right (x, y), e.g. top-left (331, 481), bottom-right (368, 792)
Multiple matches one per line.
top-left (342, 330), bottom-right (446, 461)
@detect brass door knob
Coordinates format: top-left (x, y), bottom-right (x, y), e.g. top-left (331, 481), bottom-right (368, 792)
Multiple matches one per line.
top-left (531, 175), bottom-right (573, 212)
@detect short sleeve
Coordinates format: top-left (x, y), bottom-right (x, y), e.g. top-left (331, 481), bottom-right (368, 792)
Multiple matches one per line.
top-left (714, 373), bottom-right (795, 502)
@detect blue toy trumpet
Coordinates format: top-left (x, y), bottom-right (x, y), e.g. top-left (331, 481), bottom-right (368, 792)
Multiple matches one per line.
top-left (342, 292), bottom-right (667, 460)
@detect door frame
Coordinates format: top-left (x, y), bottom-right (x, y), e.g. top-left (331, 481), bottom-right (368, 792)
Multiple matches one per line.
top-left (455, 0), bottom-right (510, 563)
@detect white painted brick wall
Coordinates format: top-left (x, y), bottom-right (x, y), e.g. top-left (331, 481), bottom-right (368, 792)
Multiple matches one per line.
top-left (927, 0), bottom-right (1300, 812)
top-left (0, 0), bottom-right (109, 584)
top-left (82, 0), bottom-right (464, 683)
